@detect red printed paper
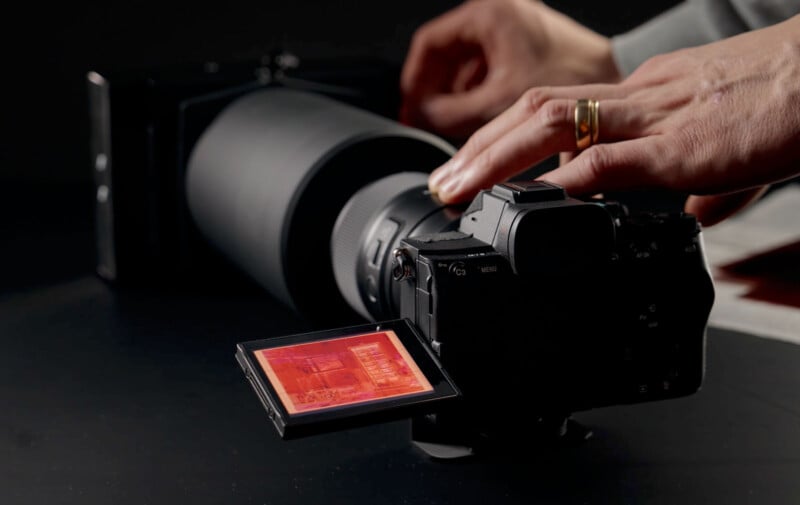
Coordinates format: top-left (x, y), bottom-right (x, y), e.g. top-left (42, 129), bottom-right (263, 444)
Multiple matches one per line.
top-left (255, 331), bottom-right (433, 414)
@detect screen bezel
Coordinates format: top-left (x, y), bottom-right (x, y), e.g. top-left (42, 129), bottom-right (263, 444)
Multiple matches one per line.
top-left (236, 319), bottom-right (460, 439)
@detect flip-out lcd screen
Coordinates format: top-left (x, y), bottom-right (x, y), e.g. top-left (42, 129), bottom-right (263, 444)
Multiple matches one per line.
top-left (254, 330), bottom-right (433, 414)
top-left (236, 319), bottom-right (459, 438)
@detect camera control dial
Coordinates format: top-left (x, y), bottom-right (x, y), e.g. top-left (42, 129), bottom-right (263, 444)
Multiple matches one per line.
top-left (392, 248), bottom-right (414, 282)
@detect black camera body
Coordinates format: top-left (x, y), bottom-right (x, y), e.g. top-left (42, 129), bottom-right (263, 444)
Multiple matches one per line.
top-left (387, 181), bottom-right (714, 449)
top-left (91, 57), bottom-right (715, 455)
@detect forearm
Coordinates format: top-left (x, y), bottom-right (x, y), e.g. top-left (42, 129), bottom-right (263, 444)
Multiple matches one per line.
top-left (612, 0), bottom-right (800, 75)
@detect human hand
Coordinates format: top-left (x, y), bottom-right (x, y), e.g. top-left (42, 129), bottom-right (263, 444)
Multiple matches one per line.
top-left (428, 16), bottom-right (800, 226)
top-left (400, 0), bottom-right (621, 139)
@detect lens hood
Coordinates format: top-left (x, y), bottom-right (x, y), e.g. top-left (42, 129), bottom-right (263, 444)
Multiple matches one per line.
top-left (187, 88), bottom-right (454, 321)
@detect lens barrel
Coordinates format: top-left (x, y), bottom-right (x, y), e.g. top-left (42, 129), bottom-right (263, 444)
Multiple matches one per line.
top-left (331, 173), bottom-right (461, 321)
top-left (187, 88), bottom-right (454, 321)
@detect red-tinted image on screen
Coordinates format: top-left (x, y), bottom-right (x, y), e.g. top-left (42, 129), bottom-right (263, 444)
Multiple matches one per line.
top-left (254, 331), bottom-right (433, 414)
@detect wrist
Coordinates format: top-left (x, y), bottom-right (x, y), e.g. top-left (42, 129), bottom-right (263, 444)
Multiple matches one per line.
top-left (563, 30), bottom-right (623, 85)
top-left (589, 37), bottom-right (624, 84)
top-left (539, 4), bottom-right (622, 84)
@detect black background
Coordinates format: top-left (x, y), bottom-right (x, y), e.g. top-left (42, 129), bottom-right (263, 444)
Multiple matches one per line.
top-left (1, 0), bottom-right (679, 185)
top-left (0, 0), bottom-right (680, 294)
top-left (3, 3), bottom-right (800, 505)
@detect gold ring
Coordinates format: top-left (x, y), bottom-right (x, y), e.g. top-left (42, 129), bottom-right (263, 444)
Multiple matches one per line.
top-left (574, 99), bottom-right (600, 150)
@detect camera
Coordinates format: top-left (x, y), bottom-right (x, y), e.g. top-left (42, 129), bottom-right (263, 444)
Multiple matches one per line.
top-left (315, 170), bottom-right (714, 454)
top-left (90, 56), bottom-right (714, 456)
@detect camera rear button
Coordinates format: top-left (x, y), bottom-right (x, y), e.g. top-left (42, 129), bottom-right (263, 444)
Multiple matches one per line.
top-left (448, 262), bottom-right (467, 277)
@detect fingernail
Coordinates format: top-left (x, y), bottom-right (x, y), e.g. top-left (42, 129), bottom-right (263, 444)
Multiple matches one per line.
top-left (429, 160), bottom-right (454, 191)
top-left (437, 176), bottom-right (462, 202)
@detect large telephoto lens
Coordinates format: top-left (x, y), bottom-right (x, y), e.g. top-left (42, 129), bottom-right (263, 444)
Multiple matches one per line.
top-left (186, 88), bottom-right (455, 322)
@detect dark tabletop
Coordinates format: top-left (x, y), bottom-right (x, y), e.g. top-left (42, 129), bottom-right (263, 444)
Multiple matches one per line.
top-left (2, 186), bottom-right (800, 505)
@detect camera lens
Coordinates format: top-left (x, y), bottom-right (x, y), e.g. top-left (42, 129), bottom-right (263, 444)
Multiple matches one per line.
top-left (331, 173), bottom-right (461, 321)
top-left (187, 88), bottom-right (454, 323)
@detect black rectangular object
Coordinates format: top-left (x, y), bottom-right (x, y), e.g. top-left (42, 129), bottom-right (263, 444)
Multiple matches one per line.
top-left (236, 319), bottom-right (460, 439)
top-left (87, 57), bottom-right (403, 287)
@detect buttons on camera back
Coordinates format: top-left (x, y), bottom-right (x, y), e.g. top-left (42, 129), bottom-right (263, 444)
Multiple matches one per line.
top-left (448, 261), bottom-right (467, 277)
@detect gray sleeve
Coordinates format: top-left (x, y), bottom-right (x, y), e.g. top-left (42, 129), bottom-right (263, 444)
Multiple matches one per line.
top-left (612, 0), bottom-right (800, 75)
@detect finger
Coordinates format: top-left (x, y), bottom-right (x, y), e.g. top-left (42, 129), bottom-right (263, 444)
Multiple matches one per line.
top-left (684, 186), bottom-right (769, 227)
top-left (559, 151), bottom-right (577, 165)
top-left (431, 98), bottom-right (648, 201)
top-left (401, 41), bottom-right (484, 128)
top-left (451, 55), bottom-right (487, 93)
top-left (436, 99), bottom-right (576, 202)
top-left (401, 6), bottom-right (479, 99)
top-left (401, 47), bottom-right (469, 127)
top-left (430, 84), bottom-right (636, 187)
top-left (537, 136), bottom-right (664, 197)
top-left (460, 84), bottom-right (632, 160)
top-left (417, 82), bottom-right (509, 138)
